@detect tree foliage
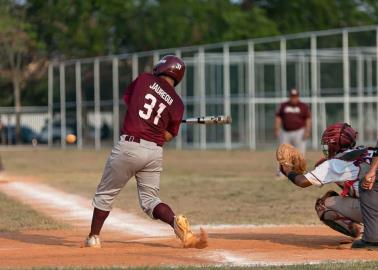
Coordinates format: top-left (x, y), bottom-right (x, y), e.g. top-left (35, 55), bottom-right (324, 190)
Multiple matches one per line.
top-left (0, 0), bottom-right (46, 140)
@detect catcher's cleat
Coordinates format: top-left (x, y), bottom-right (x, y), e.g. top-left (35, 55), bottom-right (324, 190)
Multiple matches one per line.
top-left (83, 235), bottom-right (101, 248)
top-left (174, 215), bottom-right (208, 249)
top-left (351, 239), bottom-right (378, 249)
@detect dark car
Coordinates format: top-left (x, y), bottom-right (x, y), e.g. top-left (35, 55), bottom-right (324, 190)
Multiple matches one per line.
top-left (0, 125), bottom-right (39, 145)
top-left (38, 123), bottom-right (75, 144)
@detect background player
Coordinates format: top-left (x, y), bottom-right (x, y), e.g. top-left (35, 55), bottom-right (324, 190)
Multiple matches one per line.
top-left (275, 89), bottom-right (311, 177)
top-left (281, 123), bottom-right (374, 239)
top-left (84, 55), bottom-right (207, 249)
top-left (275, 88), bottom-right (311, 154)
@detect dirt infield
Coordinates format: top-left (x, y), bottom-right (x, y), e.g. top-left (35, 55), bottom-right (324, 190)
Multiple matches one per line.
top-left (1, 179), bottom-right (378, 268)
top-left (1, 226), bottom-right (378, 268)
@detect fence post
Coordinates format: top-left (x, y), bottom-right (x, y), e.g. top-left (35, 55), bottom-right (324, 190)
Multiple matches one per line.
top-left (223, 43), bottom-right (232, 150)
top-left (94, 58), bottom-right (101, 151)
top-left (175, 49), bottom-right (183, 150)
top-left (280, 38), bottom-right (287, 97)
top-left (153, 51), bottom-right (159, 66)
top-left (198, 47), bottom-right (206, 150)
top-left (342, 29), bottom-right (350, 124)
top-left (75, 61), bottom-right (83, 149)
top-left (180, 55), bottom-right (187, 149)
top-left (311, 34), bottom-right (318, 149)
top-left (48, 63), bottom-right (53, 147)
top-left (132, 54), bottom-right (138, 80)
top-left (112, 57), bottom-right (119, 146)
top-left (247, 41), bottom-right (256, 150)
top-left (376, 27), bottom-right (378, 143)
top-left (357, 54), bottom-right (364, 143)
top-left (59, 63), bottom-right (66, 149)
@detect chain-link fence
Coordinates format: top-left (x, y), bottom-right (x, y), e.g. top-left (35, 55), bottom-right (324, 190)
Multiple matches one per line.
top-left (3, 25), bottom-right (378, 149)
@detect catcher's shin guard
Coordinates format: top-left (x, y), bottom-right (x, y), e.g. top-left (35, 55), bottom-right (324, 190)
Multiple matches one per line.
top-left (321, 214), bottom-right (361, 238)
top-left (315, 192), bottom-right (362, 238)
top-left (173, 215), bottom-right (208, 249)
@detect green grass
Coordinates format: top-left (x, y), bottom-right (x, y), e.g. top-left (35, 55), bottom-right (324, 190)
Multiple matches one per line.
top-left (24, 261), bottom-right (378, 270)
top-left (2, 148), bottom-right (332, 225)
top-left (0, 190), bottom-right (67, 231)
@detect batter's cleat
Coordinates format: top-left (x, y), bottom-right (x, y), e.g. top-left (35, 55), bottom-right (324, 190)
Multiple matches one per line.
top-left (83, 235), bottom-right (101, 248)
top-left (174, 215), bottom-right (208, 249)
top-left (351, 239), bottom-right (378, 250)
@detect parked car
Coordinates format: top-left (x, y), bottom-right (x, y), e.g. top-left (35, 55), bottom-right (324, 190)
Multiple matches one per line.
top-left (37, 120), bottom-right (110, 144)
top-left (0, 125), bottom-right (39, 145)
top-left (38, 123), bottom-right (75, 144)
top-left (88, 123), bottom-right (111, 140)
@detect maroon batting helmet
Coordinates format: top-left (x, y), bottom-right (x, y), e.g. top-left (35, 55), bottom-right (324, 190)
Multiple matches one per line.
top-left (321, 122), bottom-right (357, 158)
top-left (153, 55), bottom-right (185, 86)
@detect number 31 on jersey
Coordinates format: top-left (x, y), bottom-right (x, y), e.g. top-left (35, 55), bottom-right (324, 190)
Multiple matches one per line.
top-left (139, 94), bottom-right (166, 125)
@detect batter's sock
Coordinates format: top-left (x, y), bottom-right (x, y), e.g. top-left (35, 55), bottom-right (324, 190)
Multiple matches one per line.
top-left (89, 207), bottom-right (110, 236)
top-left (153, 203), bottom-right (175, 228)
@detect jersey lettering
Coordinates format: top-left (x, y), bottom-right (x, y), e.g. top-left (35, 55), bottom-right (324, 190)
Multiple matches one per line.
top-left (154, 103), bottom-right (166, 125)
top-left (139, 94), bottom-right (156, 120)
top-left (139, 93), bottom-right (167, 125)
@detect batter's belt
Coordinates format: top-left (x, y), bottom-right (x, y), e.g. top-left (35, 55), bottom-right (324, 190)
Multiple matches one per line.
top-left (123, 134), bottom-right (163, 147)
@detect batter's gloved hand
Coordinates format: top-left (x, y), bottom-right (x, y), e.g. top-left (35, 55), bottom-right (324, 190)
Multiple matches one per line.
top-left (276, 143), bottom-right (307, 174)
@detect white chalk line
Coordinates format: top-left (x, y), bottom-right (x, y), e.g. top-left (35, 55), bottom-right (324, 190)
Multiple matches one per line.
top-left (207, 250), bottom-right (256, 266)
top-left (0, 181), bottom-right (322, 233)
top-left (0, 181), bottom-right (171, 237)
top-left (0, 248), bottom-right (22, 251)
top-left (199, 251), bottom-right (369, 267)
top-left (0, 180), bottom-right (325, 266)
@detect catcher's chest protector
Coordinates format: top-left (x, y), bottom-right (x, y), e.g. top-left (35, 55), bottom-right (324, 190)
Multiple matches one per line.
top-left (334, 147), bottom-right (374, 197)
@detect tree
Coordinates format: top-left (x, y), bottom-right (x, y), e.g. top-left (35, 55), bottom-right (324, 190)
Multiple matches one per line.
top-left (25, 0), bottom-right (278, 55)
top-left (253, 0), bottom-right (374, 34)
top-left (26, 0), bottom-right (133, 58)
top-left (0, 2), bottom-right (46, 142)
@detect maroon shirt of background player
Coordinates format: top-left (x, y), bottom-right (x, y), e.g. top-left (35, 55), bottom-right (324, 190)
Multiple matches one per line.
top-left (276, 101), bottom-right (311, 131)
top-left (122, 73), bottom-right (184, 146)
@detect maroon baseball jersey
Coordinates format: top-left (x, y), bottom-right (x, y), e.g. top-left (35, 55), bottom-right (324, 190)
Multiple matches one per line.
top-left (122, 73), bottom-right (184, 146)
top-left (276, 101), bottom-right (311, 131)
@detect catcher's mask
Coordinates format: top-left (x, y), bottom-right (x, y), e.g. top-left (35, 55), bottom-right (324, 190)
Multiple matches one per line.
top-left (321, 122), bottom-right (357, 158)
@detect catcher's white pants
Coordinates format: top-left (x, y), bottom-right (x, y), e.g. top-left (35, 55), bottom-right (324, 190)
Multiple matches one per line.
top-left (280, 127), bottom-right (306, 155)
top-left (92, 135), bottom-right (163, 219)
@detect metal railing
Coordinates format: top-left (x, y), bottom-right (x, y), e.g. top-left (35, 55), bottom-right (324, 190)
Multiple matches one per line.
top-left (44, 25), bottom-right (378, 150)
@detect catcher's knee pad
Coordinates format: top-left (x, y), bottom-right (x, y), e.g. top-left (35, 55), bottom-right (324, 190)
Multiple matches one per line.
top-left (315, 191), bottom-right (361, 238)
top-left (315, 190), bottom-right (339, 219)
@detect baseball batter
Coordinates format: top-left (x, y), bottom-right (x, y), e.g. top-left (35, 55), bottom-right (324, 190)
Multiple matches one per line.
top-left (281, 123), bottom-right (375, 238)
top-left (84, 55), bottom-right (207, 249)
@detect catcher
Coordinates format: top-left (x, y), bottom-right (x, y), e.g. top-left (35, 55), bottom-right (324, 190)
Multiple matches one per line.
top-left (277, 122), bottom-right (377, 239)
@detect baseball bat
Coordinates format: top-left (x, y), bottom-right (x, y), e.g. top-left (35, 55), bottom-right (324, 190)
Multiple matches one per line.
top-left (181, 115), bottom-right (232, 125)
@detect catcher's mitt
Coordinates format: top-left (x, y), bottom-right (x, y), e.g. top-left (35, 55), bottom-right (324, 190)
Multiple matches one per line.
top-left (276, 143), bottom-right (307, 174)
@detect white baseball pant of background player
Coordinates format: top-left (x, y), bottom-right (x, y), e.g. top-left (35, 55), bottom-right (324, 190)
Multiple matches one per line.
top-left (279, 127), bottom-right (306, 155)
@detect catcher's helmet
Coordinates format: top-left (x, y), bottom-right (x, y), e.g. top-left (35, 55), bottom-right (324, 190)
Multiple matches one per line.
top-left (153, 55), bottom-right (185, 86)
top-left (321, 122), bottom-right (357, 158)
